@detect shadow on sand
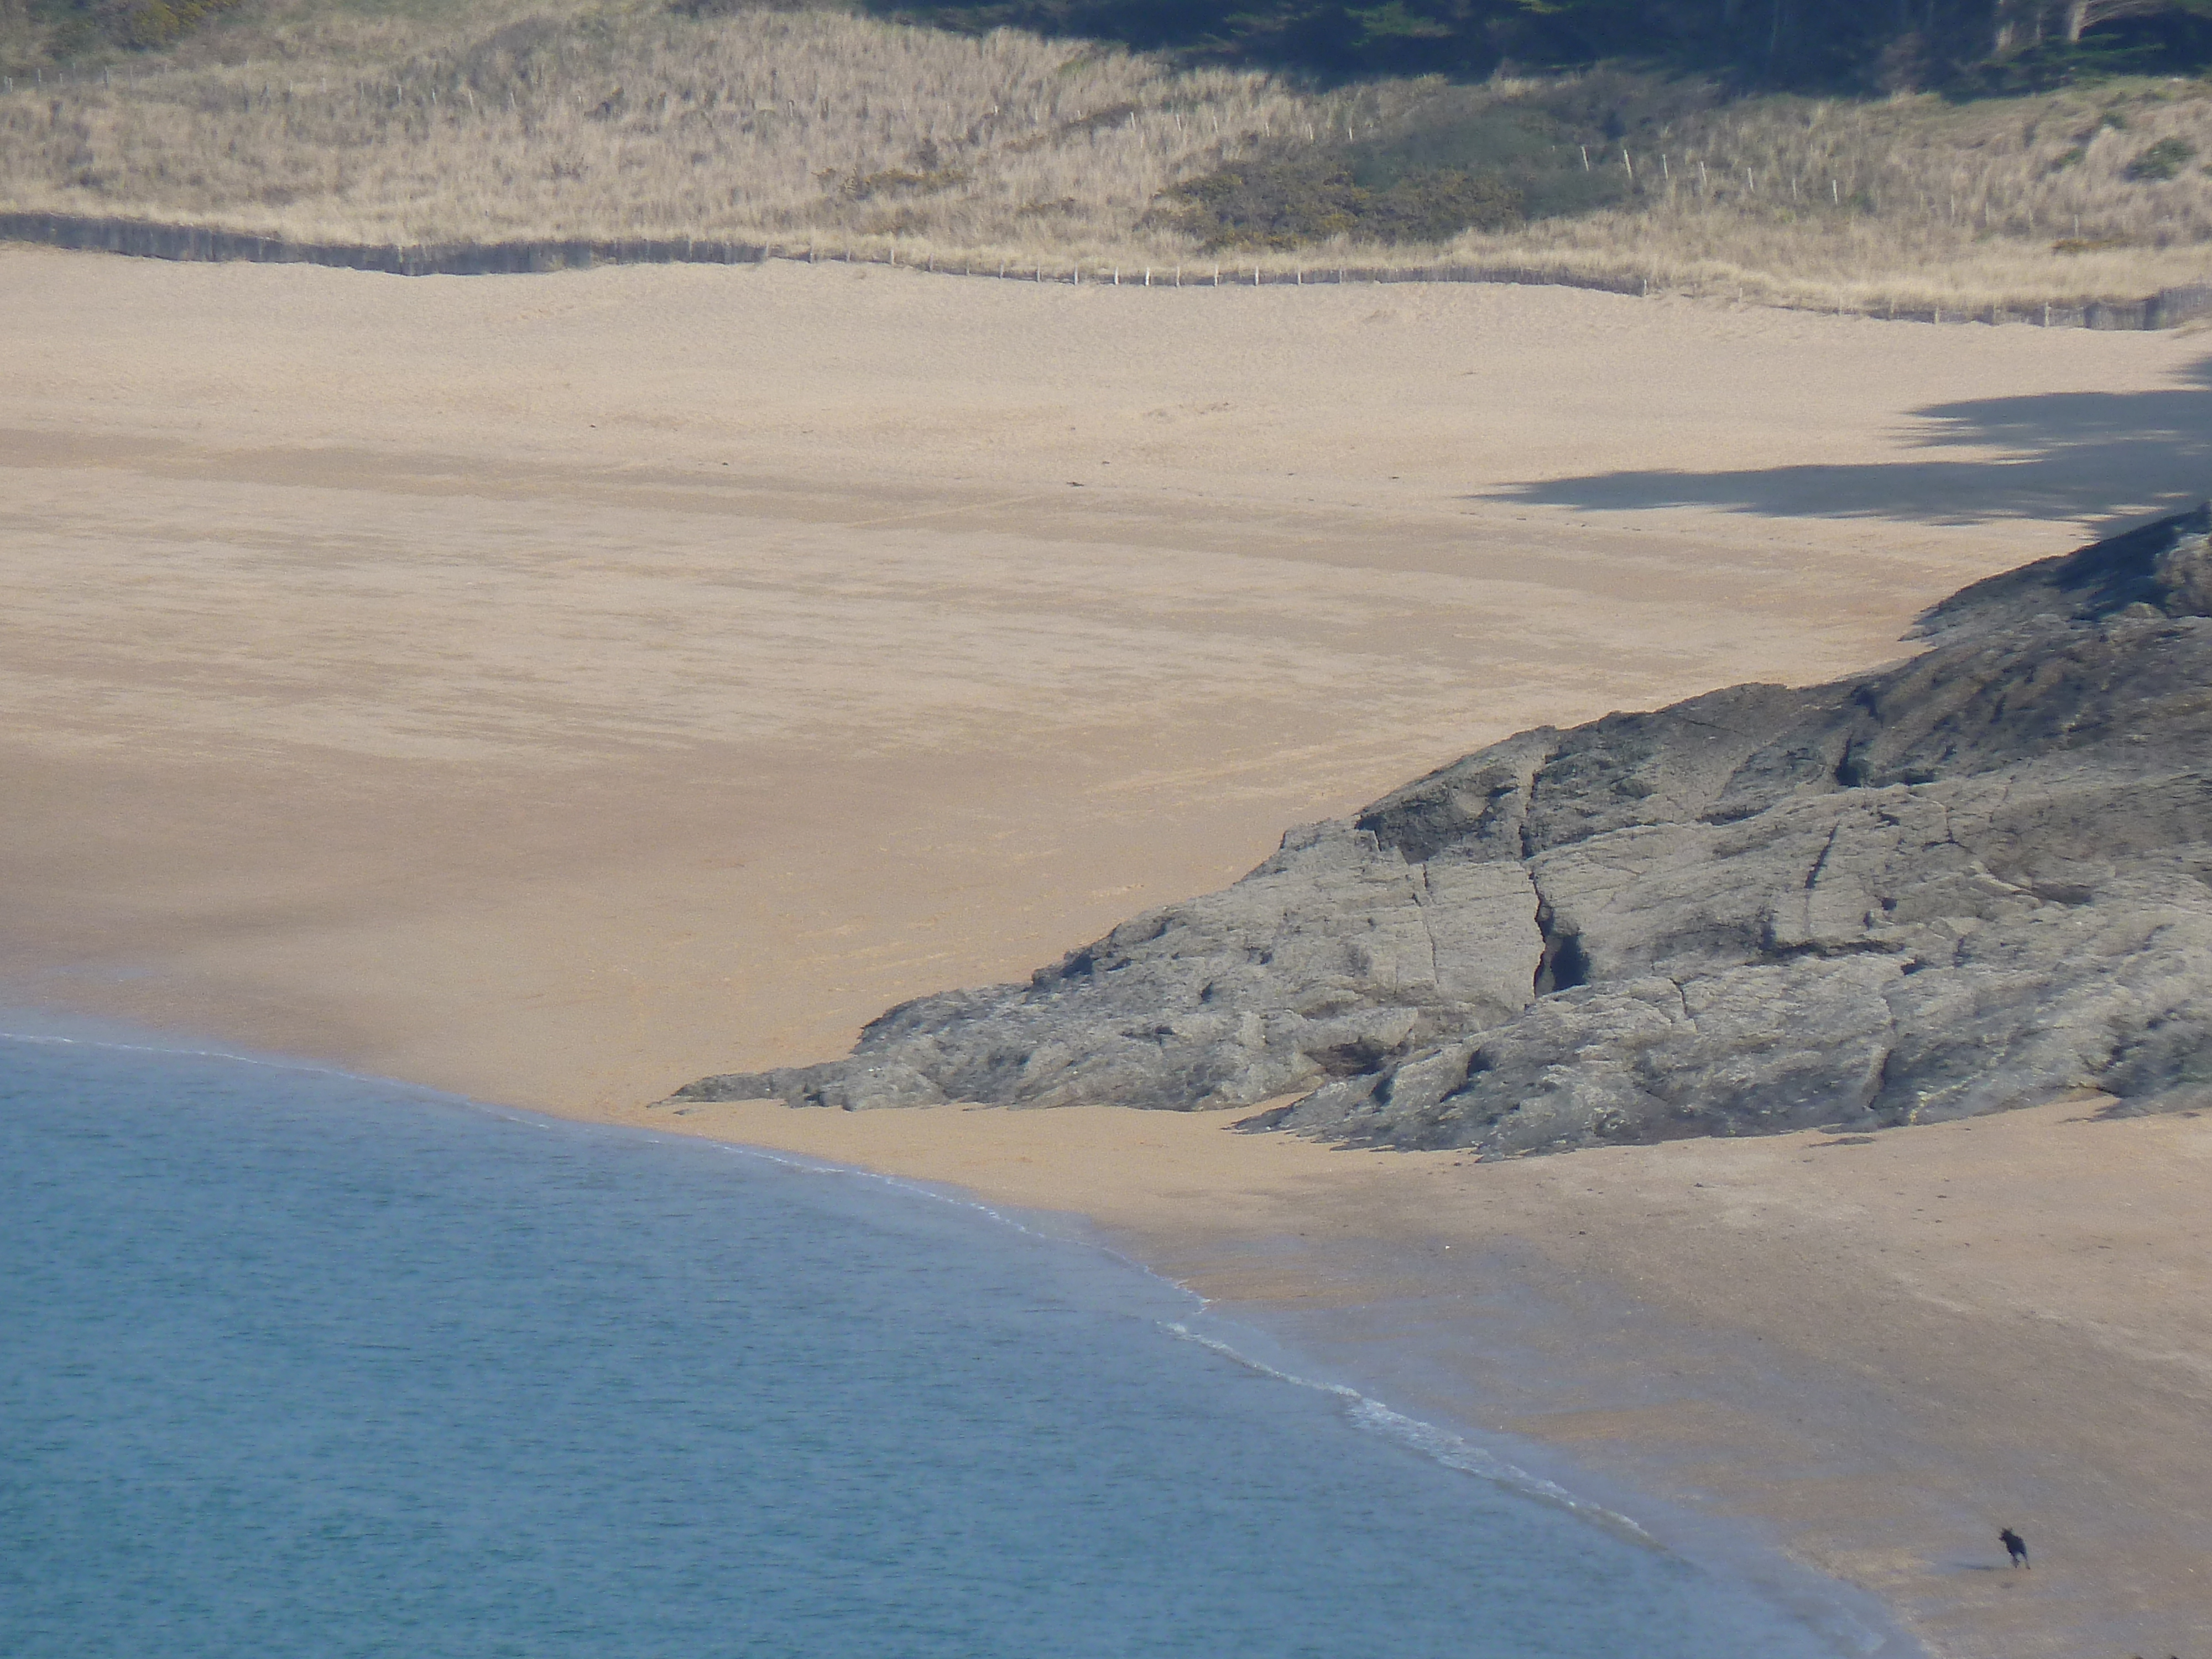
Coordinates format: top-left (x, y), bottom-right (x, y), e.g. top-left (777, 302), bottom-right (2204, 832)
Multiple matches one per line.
top-left (1487, 357), bottom-right (2212, 529)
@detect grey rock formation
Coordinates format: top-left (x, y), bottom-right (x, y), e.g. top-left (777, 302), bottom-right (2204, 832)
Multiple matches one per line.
top-left (671, 505), bottom-right (2212, 1154)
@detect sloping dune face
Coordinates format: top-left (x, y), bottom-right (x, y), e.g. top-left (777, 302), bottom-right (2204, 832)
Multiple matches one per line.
top-left (675, 507), bottom-right (2212, 1152)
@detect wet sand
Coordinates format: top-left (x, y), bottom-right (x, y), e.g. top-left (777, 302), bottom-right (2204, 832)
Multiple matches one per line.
top-left (3, 242), bottom-right (2209, 1656)
top-left (619, 1094), bottom-right (2212, 1659)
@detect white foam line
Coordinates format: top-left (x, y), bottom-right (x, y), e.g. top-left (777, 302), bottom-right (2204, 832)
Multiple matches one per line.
top-left (696, 1139), bottom-right (1210, 1308)
top-left (2, 1032), bottom-right (1656, 1553)
top-left (9, 1028), bottom-right (1744, 1626)
top-left (1161, 1319), bottom-right (1655, 1540)
top-left (698, 1139), bottom-right (1079, 1248)
top-left (7, 1029), bottom-right (1896, 1651)
top-left (689, 1134), bottom-right (1658, 1541)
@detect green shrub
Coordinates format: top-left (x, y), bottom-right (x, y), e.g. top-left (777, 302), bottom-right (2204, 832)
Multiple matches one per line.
top-left (21, 0), bottom-right (242, 56)
top-left (1154, 155), bottom-right (1521, 249)
top-left (2126, 136), bottom-right (2198, 181)
top-left (1151, 72), bottom-right (1712, 251)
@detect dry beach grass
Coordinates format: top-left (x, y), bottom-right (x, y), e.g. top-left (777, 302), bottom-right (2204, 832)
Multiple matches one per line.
top-left (0, 0), bottom-right (1308, 258)
top-left (2, 242), bottom-right (2209, 1653)
top-left (1457, 78), bottom-right (2212, 314)
top-left (2, 0), bottom-right (2211, 311)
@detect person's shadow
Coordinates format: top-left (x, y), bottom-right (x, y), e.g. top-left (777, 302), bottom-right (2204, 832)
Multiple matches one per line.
top-left (1487, 353), bottom-right (2212, 529)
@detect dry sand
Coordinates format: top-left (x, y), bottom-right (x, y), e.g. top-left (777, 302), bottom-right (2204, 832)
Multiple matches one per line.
top-left (4, 242), bottom-right (2209, 1656)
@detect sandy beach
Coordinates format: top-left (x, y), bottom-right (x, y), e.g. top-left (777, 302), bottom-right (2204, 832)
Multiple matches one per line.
top-left (623, 1094), bottom-right (2212, 1659)
top-left (4, 241), bottom-right (2209, 1656)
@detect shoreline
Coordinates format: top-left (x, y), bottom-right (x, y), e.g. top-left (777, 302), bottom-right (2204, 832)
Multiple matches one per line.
top-left (0, 1003), bottom-right (1920, 1658)
top-left (712, 1126), bottom-right (1925, 1659)
top-left (17, 996), bottom-right (2207, 1657)
top-left (602, 1093), bottom-right (2211, 1659)
top-left (6, 249), bottom-right (2210, 1657)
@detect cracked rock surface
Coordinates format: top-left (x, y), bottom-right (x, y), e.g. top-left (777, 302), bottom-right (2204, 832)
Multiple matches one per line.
top-left (670, 505), bottom-right (2212, 1154)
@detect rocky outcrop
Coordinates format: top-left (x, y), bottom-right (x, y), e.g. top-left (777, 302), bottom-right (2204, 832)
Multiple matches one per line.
top-left (669, 506), bottom-right (2212, 1154)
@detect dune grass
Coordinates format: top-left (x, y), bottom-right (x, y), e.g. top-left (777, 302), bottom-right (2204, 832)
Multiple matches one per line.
top-left (1520, 76), bottom-right (2212, 312)
top-left (0, 0), bottom-right (1308, 260)
top-left (1, 0), bottom-right (2208, 315)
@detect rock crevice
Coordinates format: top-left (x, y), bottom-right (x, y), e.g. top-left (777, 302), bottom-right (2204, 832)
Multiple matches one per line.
top-left (672, 505), bottom-right (2212, 1155)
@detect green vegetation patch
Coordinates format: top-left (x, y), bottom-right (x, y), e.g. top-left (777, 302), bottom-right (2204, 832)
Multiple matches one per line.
top-left (2125, 135), bottom-right (2199, 179)
top-left (819, 164), bottom-right (971, 199)
top-left (1157, 71), bottom-right (1712, 251)
top-left (16, 0), bottom-right (242, 56)
top-left (1155, 156), bottom-right (1522, 248)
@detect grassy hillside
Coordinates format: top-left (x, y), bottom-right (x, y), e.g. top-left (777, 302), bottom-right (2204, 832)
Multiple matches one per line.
top-left (2, 0), bottom-right (2209, 316)
top-left (1435, 75), bottom-right (2212, 312)
top-left (0, 0), bottom-right (1312, 258)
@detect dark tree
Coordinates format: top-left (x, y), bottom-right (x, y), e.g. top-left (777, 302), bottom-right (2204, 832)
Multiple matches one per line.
top-left (863, 0), bottom-right (2212, 86)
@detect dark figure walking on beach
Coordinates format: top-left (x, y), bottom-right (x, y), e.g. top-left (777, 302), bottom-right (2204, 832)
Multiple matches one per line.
top-left (2000, 1527), bottom-right (2028, 1568)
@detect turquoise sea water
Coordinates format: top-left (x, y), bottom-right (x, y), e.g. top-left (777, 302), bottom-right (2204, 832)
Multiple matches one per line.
top-left (2, 1026), bottom-right (1873, 1658)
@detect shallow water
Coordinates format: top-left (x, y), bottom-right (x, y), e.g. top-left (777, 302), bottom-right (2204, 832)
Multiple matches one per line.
top-left (2, 1026), bottom-right (1861, 1658)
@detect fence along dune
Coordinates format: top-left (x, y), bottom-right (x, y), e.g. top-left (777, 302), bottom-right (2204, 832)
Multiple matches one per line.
top-left (6, 210), bottom-right (2206, 333)
top-left (2, 0), bottom-right (2211, 316)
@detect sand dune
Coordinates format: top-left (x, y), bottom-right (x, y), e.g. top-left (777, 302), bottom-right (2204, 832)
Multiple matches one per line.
top-left (3, 243), bottom-right (2209, 1656)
